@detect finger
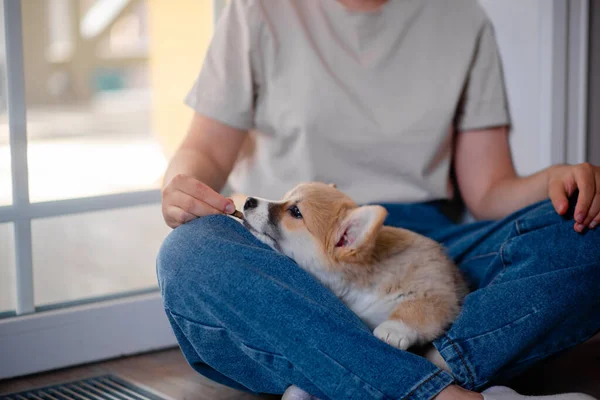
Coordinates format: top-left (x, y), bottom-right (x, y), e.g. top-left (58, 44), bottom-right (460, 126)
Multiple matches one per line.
top-left (583, 172), bottom-right (600, 227)
top-left (171, 190), bottom-right (224, 217)
top-left (590, 214), bottom-right (600, 230)
top-left (165, 206), bottom-right (196, 228)
top-left (574, 221), bottom-right (587, 233)
top-left (172, 174), bottom-right (235, 214)
top-left (573, 164), bottom-right (596, 223)
top-left (548, 179), bottom-right (569, 215)
top-left (583, 194), bottom-right (600, 227)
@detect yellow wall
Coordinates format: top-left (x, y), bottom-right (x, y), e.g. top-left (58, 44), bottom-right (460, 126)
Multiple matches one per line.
top-left (148, 0), bottom-right (215, 157)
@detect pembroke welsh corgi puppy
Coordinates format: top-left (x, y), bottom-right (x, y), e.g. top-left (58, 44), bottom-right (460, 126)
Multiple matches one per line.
top-left (232, 182), bottom-right (467, 351)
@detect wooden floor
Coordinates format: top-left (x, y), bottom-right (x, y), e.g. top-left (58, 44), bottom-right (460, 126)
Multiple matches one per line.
top-left (0, 347), bottom-right (279, 400)
top-left (1, 337), bottom-right (599, 400)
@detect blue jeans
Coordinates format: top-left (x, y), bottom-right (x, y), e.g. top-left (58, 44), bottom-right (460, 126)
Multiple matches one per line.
top-left (156, 199), bottom-right (600, 400)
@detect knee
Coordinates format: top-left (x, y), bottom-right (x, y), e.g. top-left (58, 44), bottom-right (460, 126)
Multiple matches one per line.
top-left (509, 201), bottom-right (600, 275)
top-left (156, 215), bottom-right (248, 298)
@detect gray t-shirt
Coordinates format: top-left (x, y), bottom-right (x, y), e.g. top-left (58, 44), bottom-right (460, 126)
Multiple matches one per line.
top-left (185, 0), bottom-right (510, 204)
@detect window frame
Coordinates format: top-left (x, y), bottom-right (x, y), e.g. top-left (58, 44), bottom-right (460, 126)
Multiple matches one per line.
top-left (0, 0), bottom-right (190, 379)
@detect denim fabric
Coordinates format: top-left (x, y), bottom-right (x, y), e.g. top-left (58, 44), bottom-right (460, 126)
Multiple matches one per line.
top-left (157, 199), bottom-right (600, 400)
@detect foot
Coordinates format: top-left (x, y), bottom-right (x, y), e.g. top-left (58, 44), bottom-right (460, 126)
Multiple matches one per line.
top-left (435, 385), bottom-right (483, 400)
top-left (281, 385), bottom-right (321, 400)
top-left (418, 343), bottom-right (452, 373)
top-left (373, 320), bottom-right (420, 350)
top-left (482, 386), bottom-right (597, 400)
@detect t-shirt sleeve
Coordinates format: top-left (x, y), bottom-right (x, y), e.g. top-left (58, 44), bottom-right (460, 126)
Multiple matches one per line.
top-left (455, 22), bottom-right (511, 132)
top-left (184, 0), bottom-right (257, 130)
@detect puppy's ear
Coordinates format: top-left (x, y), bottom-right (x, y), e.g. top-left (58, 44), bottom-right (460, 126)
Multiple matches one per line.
top-left (328, 183), bottom-right (337, 189)
top-left (334, 205), bottom-right (387, 261)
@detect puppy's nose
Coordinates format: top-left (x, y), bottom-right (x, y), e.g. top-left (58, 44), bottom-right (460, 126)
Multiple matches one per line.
top-left (244, 197), bottom-right (258, 210)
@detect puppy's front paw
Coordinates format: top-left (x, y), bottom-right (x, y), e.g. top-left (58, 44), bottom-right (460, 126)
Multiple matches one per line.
top-left (374, 320), bottom-right (421, 350)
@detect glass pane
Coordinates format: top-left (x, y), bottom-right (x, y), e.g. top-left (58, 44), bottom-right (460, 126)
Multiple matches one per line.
top-left (32, 204), bottom-right (169, 307)
top-left (0, 223), bottom-right (16, 314)
top-left (0, 1), bottom-right (12, 206)
top-left (22, 0), bottom-right (168, 203)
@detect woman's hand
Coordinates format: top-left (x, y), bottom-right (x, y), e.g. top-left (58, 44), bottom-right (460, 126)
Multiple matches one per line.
top-left (547, 162), bottom-right (600, 232)
top-left (161, 173), bottom-right (235, 228)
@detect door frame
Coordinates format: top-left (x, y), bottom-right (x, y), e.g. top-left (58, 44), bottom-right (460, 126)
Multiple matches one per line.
top-left (540, 0), bottom-right (589, 166)
top-left (588, 0), bottom-right (600, 164)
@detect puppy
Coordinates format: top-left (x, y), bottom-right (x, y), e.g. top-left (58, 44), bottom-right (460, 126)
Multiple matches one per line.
top-left (234, 182), bottom-right (467, 351)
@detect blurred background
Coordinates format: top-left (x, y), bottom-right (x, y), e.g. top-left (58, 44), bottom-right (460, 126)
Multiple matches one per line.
top-left (0, 0), bottom-right (216, 311)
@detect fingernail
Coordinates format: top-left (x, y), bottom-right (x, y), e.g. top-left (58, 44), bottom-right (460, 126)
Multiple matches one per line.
top-left (590, 221), bottom-right (598, 229)
top-left (575, 223), bottom-right (585, 232)
top-left (576, 213), bottom-right (585, 223)
top-left (225, 203), bottom-right (235, 214)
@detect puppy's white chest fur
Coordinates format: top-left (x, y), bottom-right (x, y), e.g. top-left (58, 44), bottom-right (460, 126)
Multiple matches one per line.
top-left (339, 285), bottom-right (404, 329)
top-left (293, 254), bottom-right (401, 330)
top-left (278, 230), bottom-right (410, 330)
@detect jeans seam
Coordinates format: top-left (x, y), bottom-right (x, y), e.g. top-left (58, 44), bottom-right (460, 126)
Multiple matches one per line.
top-left (239, 341), bottom-right (287, 359)
top-left (401, 370), bottom-right (443, 400)
top-left (445, 335), bottom-right (475, 389)
top-left (316, 348), bottom-right (391, 400)
top-left (515, 209), bottom-right (560, 235)
top-left (515, 219), bottom-right (523, 235)
top-left (166, 307), bottom-right (227, 331)
top-left (487, 236), bottom-right (512, 286)
top-left (454, 308), bottom-right (539, 343)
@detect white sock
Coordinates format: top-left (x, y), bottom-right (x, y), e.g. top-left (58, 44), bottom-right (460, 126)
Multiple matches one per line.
top-left (482, 386), bottom-right (597, 400)
top-left (281, 385), bottom-right (321, 400)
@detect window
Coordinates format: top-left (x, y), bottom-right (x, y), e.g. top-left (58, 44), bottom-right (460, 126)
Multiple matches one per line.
top-left (0, 0), bottom-right (221, 379)
top-left (32, 205), bottom-right (168, 308)
top-left (25, 0), bottom-right (164, 203)
top-left (0, 0), bottom-right (168, 315)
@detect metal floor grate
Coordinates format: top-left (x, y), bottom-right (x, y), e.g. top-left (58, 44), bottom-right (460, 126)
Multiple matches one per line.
top-left (1, 374), bottom-right (170, 400)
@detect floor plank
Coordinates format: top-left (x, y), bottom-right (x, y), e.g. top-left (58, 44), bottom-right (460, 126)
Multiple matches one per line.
top-left (2, 337), bottom-right (599, 399)
top-left (0, 347), bottom-right (279, 400)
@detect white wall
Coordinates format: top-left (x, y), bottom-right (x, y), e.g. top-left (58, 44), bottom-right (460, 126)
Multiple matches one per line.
top-left (479, 0), bottom-right (555, 176)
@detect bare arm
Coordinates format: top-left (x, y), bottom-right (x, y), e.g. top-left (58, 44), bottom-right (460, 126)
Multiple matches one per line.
top-left (454, 126), bottom-right (600, 232)
top-left (161, 113), bottom-right (247, 228)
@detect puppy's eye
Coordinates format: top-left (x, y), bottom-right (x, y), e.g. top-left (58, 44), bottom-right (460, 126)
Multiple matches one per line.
top-left (288, 205), bottom-right (303, 219)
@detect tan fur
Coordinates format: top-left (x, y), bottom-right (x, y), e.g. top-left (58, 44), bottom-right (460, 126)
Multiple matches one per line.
top-left (242, 182), bottom-right (468, 350)
top-left (389, 296), bottom-right (455, 340)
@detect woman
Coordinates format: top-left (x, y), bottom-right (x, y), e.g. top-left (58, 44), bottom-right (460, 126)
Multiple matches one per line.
top-left (157, 1), bottom-right (600, 399)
